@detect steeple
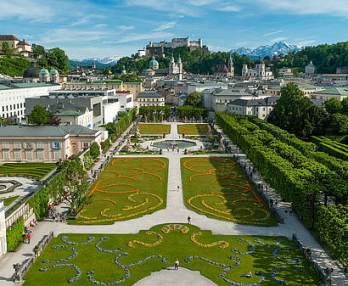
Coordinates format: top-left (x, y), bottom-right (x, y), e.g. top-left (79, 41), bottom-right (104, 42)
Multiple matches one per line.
top-left (228, 52), bottom-right (234, 78)
top-left (178, 53), bottom-right (182, 64)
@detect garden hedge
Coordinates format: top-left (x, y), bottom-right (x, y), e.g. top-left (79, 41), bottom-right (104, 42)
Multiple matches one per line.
top-left (6, 217), bottom-right (24, 251)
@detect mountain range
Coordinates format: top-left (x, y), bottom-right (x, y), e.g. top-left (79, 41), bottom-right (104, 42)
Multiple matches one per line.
top-left (69, 56), bottom-right (119, 69)
top-left (231, 41), bottom-right (301, 58)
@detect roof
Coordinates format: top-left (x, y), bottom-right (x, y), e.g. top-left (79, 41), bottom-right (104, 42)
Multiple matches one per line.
top-left (214, 88), bottom-right (251, 97)
top-left (0, 84), bottom-right (10, 90)
top-left (0, 125), bottom-right (98, 138)
top-left (0, 35), bottom-right (19, 41)
top-left (137, 91), bottom-right (163, 98)
top-left (316, 87), bottom-right (348, 96)
top-left (229, 96), bottom-right (279, 107)
top-left (11, 83), bottom-right (59, 89)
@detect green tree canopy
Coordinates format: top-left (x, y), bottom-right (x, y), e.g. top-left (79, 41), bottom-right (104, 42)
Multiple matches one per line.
top-left (1, 42), bottom-right (14, 56)
top-left (341, 97), bottom-right (348, 115)
top-left (324, 98), bottom-right (342, 114)
top-left (185, 92), bottom-right (203, 107)
top-left (89, 142), bottom-right (100, 159)
top-left (268, 83), bottom-right (326, 138)
top-left (28, 105), bottom-right (50, 125)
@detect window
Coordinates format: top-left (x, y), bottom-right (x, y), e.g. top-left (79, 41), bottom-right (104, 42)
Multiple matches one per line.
top-left (53, 151), bottom-right (61, 160)
top-left (14, 151), bottom-right (21, 160)
top-left (37, 150), bottom-right (44, 160)
top-left (14, 142), bottom-right (21, 149)
top-left (26, 151), bottom-right (32, 161)
top-left (37, 142), bottom-right (44, 149)
top-left (52, 142), bottom-right (61, 150)
top-left (3, 151), bottom-right (9, 160)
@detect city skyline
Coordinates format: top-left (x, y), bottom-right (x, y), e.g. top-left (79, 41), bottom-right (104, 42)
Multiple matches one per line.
top-left (0, 0), bottom-right (348, 59)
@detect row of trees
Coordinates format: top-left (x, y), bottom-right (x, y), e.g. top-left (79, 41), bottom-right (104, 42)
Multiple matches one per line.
top-left (217, 113), bottom-right (348, 263)
top-left (138, 106), bottom-right (171, 122)
top-left (104, 108), bottom-right (137, 141)
top-left (268, 83), bottom-right (348, 137)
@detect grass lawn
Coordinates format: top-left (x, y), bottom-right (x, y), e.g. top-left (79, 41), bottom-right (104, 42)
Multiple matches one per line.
top-left (2, 195), bottom-right (19, 206)
top-left (181, 157), bottom-right (277, 226)
top-left (23, 224), bottom-right (319, 286)
top-left (177, 124), bottom-right (211, 136)
top-left (0, 163), bottom-right (56, 180)
top-left (138, 123), bottom-right (171, 135)
top-left (75, 157), bottom-right (168, 224)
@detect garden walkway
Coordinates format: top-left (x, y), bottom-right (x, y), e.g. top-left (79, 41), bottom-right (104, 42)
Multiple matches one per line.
top-left (0, 122), bottom-right (346, 285)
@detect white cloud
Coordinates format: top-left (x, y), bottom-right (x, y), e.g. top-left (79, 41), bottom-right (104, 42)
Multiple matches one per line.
top-left (40, 28), bottom-right (109, 44)
top-left (0, 0), bottom-right (54, 22)
top-left (216, 5), bottom-right (240, 12)
top-left (116, 31), bottom-right (174, 44)
top-left (263, 30), bottom-right (283, 37)
top-left (254, 0), bottom-right (348, 17)
top-left (118, 25), bottom-right (135, 31)
top-left (70, 14), bottom-right (106, 27)
top-left (154, 22), bottom-right (176, 32)
top-left (271, 37), bottom-right (288, 43)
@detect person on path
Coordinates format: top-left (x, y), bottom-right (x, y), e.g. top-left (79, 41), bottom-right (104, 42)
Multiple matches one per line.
top-left (177, 185), bottom-right (180, 192)
top-left (187, 216), bottom-right (191, 224)
top-left (174, 258), bottom-right (179, 270)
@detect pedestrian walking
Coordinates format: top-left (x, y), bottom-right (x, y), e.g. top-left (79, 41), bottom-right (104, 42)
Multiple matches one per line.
top-left (187, 216), bottom-right (191, 224)
top-left (174, 258), bottom-right (179, 270)
top-left (177, 185), bottom-right (180, 192)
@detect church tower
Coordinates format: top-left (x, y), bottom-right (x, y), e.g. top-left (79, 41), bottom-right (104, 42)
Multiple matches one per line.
top-left (169, 54), bottom-right (175, 76)
top-left (228, 53), bottom-right (234, 78)
top-left (242, 64), bottom-right (248, 79)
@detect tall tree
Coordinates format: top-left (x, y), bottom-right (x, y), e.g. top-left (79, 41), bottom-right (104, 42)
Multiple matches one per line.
top-left (1, 42), bottom-right (14, 56)
top-left (46, 48), bottom-right (69, 73)
top-left (28, 105), bottom-right (50, 125)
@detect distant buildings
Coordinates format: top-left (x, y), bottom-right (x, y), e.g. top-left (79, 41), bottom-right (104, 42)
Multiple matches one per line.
top-left (0, 83), bottom-right (60, 122)
top-left (0, 35), bottom-right (32, 57)
top-left (0, 125), bottom-right (102, 162)
top-left (312, 87), bottom-right (348, 105)
top-left (145, 37), bottom-right (207, 58)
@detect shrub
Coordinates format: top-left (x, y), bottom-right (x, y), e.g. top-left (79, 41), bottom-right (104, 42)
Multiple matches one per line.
top-left (6, 217), bottom-right (24, 251)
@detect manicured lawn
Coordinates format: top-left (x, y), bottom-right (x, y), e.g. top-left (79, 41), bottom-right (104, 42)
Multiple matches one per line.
top-left (0, 163), bottom-right (56, 180)
top-left (75, 157), bottom-right (168, 224)
top-left (138, 123), bottom-right (171, 135)
top-left (181, 157), bottom-right (277, 226)
top-left (177, 124), bottom-right (211, 135)
top-left (2, 195), bottom-right (19, 206)
top-left (23, 224), bottom-right (319, 286)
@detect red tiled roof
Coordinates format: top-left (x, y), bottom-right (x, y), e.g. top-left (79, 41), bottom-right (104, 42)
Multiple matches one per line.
top-left (0, 35), bottom-right (19, 41)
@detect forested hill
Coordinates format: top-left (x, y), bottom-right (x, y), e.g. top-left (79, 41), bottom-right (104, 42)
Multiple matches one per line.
top-left (112, 41), bottom-right (348, 76)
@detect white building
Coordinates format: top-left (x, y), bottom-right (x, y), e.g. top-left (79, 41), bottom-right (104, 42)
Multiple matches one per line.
top-left (169, 55), bottom-right (183, 80)
top-left (137, 91), bottom-right (165, 107)
top-left (227, 96), bottom-right (279, 119)
top-left (305, 61), bottom-right (316, 75)
top-left (0, 83), bottom-right (60, 122)
top-left (242, 61), bottom-right (274, 80)
top-left (116, 91), bottom-right (134, 111)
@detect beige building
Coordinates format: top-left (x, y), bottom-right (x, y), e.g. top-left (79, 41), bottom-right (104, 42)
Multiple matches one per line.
top-left (0, 125), bottom-right (102, 162)
top-left (312, 87), bottom-right (348, 105)
top-left (0, 35), bottom-right (32, 57)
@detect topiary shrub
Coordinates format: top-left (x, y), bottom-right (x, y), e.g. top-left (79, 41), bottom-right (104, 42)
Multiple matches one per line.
top-left (6, 217), bottom-right (24, 251)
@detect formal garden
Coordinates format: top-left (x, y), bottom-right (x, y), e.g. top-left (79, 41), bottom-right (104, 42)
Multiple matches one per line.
top-left (181, 157), bottom-right (277, 226)
top-left (0, 163), bottom-right (56, 180)
top-left (75, 157), bottom-right (168, 224)
top-left (177, 124), bottom-right (211, 136)
top-left (23, 224), bottom-right (319, 286)
top-left (138, 123), bottom-right (171, 135)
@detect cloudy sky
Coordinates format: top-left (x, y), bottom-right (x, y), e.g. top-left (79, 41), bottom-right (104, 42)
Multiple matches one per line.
top-left (1, 0), bottom-right (347, 59)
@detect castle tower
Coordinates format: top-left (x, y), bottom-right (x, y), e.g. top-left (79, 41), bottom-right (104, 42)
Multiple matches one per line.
top-left (178, 54), bottom-right (183, 80)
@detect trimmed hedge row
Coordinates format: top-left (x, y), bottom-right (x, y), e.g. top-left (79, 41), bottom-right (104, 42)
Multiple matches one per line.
top-left (105, 108), bottom-right (137, 142)
top-left (217, 113), bottom-right (348, 263)
top-left (6, 217), bottom-right (24, 252)
top-left (312, 136), bottom-right (348, 161)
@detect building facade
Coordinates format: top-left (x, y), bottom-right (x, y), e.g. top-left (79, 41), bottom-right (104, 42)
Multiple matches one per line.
top-left (0, 35), bottom-right (32, 57)
top-left (137, 91), bottom-right (165, 107)
top-left (0, 125), bottom-right (102, 162)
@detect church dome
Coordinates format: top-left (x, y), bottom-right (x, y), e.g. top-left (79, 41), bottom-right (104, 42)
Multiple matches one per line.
top-left (39, 68), bottom-right (50, 76)
top-left (149, 56), bottom-right (159, 70)
top-left (23, 63), bottom-right (40, 78)
top-left (50, 68), bottom-right (59, 76)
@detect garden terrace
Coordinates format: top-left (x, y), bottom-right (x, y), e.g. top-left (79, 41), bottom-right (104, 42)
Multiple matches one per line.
top-left (0, 163), bottom-right (56, 180)
top-left (312, 136), bottom-right (348, 161)
top-left (177, 124), bottom-right (212, 136)
top-left (75, 157), bottom-right (168, 224)
top-left (181, 157), bottom-right (277, 226)
top-left (138, 123), bottom-right (171, 135)
top-left (23, 224), bottom-right (319, 286)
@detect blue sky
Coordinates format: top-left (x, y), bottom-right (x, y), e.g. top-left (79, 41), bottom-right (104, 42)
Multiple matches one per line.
top-left (1, 0), bottom-right (348, 59)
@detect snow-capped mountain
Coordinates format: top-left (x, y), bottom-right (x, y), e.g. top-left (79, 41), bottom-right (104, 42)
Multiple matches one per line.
top-left (231, 41), bottom-right (301, 58)
top-left (69, 56), bottom-right (119, 68)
